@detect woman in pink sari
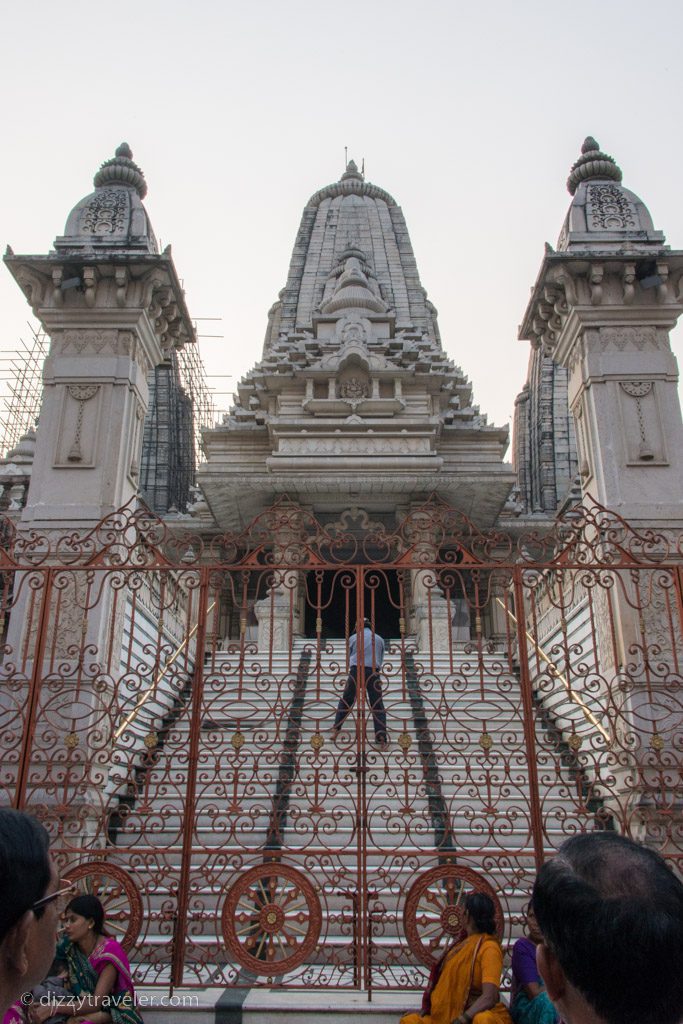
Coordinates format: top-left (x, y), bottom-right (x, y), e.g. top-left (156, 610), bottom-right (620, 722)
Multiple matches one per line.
top-left (29, 896), bottom-right (142, 1024)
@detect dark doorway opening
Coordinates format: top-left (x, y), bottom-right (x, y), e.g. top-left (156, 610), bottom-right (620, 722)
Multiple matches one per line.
top-left (304, 569), bottom-right (402, 639)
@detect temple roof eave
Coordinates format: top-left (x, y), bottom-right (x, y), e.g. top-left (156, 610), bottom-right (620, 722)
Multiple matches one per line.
top-left (196, 466), bottom-right (516, 532)
top-left (4, 250), bottom-right (196, 350)
top-left (518, 250), bottom-right (683, 346)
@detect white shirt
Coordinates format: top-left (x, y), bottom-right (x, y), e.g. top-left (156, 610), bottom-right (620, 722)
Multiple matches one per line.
top-left (349, 627), bottom-right (385, 668)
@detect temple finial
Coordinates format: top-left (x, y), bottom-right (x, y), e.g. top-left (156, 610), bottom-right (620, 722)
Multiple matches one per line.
top-left (341, 158), bottom-right (363, 182)
top-left (567, 136), bottom-right (622, 195)
top-left (93, 143), bottom-right (148, 199)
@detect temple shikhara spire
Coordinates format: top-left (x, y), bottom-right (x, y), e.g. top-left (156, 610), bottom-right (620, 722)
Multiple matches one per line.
top-left (199, 159), bottom-right (513, 528)
top-left (1, 137), bottom-right (682, 1010)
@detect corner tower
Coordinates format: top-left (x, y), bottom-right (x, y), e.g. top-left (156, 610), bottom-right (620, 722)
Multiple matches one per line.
top-left (4, 143), bottom-right (195, 527)
top-left (519, 138), bottom-right (683, 528)
top-left (200, 161), bottom-right (514, 528)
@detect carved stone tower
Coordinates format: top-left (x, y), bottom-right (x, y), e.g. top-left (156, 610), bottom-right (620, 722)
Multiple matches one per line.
top-left (519, 138), bottom-right (683, 529)
top-left (4, 143), bottom-right (195, 528)
top-left (200, 160), bottom-right (514, 529)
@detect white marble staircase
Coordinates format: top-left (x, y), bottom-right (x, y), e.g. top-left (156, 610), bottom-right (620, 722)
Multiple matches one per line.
top-left (108, 633), bottom-right (606, 1006)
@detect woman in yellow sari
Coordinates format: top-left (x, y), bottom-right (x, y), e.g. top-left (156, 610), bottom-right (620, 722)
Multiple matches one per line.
top-left (401, 893), bottom-right (512, 1024)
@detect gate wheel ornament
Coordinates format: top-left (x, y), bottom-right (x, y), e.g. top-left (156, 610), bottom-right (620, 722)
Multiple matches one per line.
top-left (64, 862), bottom-right (142, 952)
top-left (404, 865), bottom-right (504, 966)
top-left (222, 863), bottom-right (322, 975)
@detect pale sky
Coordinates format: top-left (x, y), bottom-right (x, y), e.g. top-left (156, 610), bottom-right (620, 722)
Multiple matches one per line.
top-left (2, 0), bottom-right (683, 445)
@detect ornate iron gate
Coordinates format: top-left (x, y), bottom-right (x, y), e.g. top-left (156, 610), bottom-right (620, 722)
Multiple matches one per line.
top-left (1, 498), bottom-right (681, 990)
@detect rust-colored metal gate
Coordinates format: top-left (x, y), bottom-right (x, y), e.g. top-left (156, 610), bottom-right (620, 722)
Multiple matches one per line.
top-left (1, 498), bottom-right (681, 991)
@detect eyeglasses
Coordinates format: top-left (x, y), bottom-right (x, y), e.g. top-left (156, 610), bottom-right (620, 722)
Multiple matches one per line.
top-left (32, 879), bottom-right (76, 914)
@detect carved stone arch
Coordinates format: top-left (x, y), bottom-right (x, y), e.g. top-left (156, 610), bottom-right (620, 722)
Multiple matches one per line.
top-left (337, 344), bottom-right (371, 373)
top-left (336, 353), bottom-right (371, 400)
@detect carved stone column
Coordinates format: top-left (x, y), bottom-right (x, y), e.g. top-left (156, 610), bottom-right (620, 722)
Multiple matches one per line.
top-left (254, 505), bottom-right (306, 651)
top-left (406, 505), bottom-right (451, 652)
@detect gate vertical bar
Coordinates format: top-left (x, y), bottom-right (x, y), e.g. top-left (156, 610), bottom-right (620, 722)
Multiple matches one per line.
top-left (355, 567), bottom-right (369, 990)
top-left (674, 567), bottom-right (683, 648)
top-left (512, 568), bottom-right (545, 870)
top-left (14, 568), bottom-right (53, 809)
top-left (171, 567), bottom-right (211, 988)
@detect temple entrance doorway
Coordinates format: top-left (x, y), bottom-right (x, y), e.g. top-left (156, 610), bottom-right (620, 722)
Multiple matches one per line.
top-left (303, 568), bottom-right (402, 639)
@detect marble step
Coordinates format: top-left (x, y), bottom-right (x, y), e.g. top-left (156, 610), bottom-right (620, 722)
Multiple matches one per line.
top-left (136, 985), bottom-right (423, 1024)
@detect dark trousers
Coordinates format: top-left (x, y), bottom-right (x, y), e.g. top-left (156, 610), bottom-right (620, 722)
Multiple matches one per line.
top-left (333, 665), bottom-right (387, 741)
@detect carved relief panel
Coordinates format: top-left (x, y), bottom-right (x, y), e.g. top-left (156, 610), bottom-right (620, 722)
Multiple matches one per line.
top-left (54, 384), bottom-right (101, 468)
top-left (617, 380), bottom-right (667, 465)
top-left (337, 367), bottom-right (370, 401)
top-left (573, 398), bottom-right (592, 482)
top-left (586, 183), bottom-right (636, 231)
top-left (129, 402), bottom-right (145, 482)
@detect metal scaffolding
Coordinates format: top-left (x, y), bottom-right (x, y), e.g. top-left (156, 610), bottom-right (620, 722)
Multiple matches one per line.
top-left (177, 339), bottom-right (216, 468)
top-left (0, 325), bottom-right (217, 514)
top-left (0, 325), bottom-right (49, 457)
top-left (139, 339), bottom-right (216, 514)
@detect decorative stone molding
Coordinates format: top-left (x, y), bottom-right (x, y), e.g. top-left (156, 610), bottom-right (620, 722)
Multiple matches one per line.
top-left (619, 380), bottom-right (654, 399)
top-left (619, 380), bottom-right (657, 461)
top-left (599, 326), bottom-right (659, 353)
top-left (81, 188), bottom-right (129, 234)
top-left (129, 402), bottom-right (145, 481)
top-left (589, 264), bottom-right (604, 306)
top-left (61, 329), bottom-right (118, 355)
top-left (573, 399), bottom-right (591, 481)
top-left (338, 376), bottom-right (369, 400)
top-left (520, 255), bottom-right (683, 353)
top-left (567, 336), bottom-right (585, 377)
top-left (616, 379), bottom-right (666, 464)
top-left (339, 319), bottom-right (368, 346)
top-left (586, 183), bottom-right (636, 230)
top-left (82, 266), bottom-right (98, 308)
top-left (141, 269), bottom-right (192, 350)
top-left (275, 436), bottom-right (432, 457)
top-left (65, 385), bottom-right (99, 464)
top-left (14, 265), bottom-right (47, 313)
top-left (622, 263), bottom-right (636, 304)
top-left (115, 267), bottom-right (129, 307)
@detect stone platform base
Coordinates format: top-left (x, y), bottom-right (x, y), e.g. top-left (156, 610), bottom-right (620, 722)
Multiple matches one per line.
top-left (139, 987), bottom-right (420, 1024)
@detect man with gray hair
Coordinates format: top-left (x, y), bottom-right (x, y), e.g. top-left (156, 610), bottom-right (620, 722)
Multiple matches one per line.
top-left (532, 831), bottom-right (683, 1024)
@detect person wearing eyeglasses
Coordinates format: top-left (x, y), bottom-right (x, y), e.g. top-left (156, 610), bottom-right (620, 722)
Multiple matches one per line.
top-left (0, 809), bottom-right (66, 1019)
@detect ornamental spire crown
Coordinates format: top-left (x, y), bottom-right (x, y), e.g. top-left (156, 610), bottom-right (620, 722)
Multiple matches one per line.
top-left (566, 137), bottom-right (622, 195)
top-left (556, 136), bottom-right (664, 252)
top-left (93, 142), bottom-right (148, 198)
top-left (54, 142), bottom-right (157, 254)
